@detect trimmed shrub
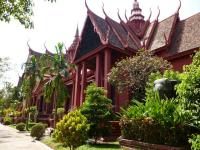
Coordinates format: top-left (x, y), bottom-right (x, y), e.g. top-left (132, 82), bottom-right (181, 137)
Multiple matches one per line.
top-left (28, 122), bottom-right (36, 129)
top-left (3, 116), bottom-right (12, 125)
top-left (53, 109), bottom-right (89, 150)
top-left (38, 122), bottom-right (48, 129)
top-left (16, 122), bottom-right (25, 131)
top-left (80, 83), bottom-right (114, 142)
top-left (30, 123), bottom-right (45, 140)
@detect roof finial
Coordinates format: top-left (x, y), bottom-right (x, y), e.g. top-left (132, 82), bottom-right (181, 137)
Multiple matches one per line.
top-left (27, 39), bottom-right (31, 49)
top-left (44, 41), bottom-right (48, 51)
top-left (156, 6), bottom-right (160, 21)
top-left (147, 8), bottom-right (152, 21)
top-left (176, 0), bottom-right (181, 14)
top-left (102, 2), bottom-right (108, 18)
top-left (117, 8), bottom-right (123, 22)
top-left (75, 25), bottom-right (79, 37)
top-left (85, 0), bottom-right (90, 12)
top-left (125, 9), bottom-right (128, 22)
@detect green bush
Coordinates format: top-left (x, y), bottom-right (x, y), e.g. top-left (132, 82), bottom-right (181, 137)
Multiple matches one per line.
top-left (57, 107), bottom-right (65, 120)
top-left (28, 122), bottom-right (37, 129)
top-left (38, 122), bottom-right (48, 129)
top-left (108, 49), bottom-right (171, 100)
top-left (16, 122), bottom-right (25, 131)
top-left (176, 51), bottom-right (200, 127)
top-left (120, 95), bottom-right (196, 147)
top-left (53, 109), bottom-right (89, 150)
top-left (80, 83), bottom-right (114, 142)
top-left (189, 134), bottom-right (200, 150)
top-left (3, 116), bottom-right (12, 125)
top-left (30, 123), bottom-right (45, 140)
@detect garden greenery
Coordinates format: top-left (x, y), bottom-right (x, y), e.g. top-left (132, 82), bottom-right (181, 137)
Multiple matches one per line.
top-left (189, 134), bottom-right (200, 150)
top-left (80, 83), bottom-right (114, 143)
top-left (31, 123), bottom-right (45, 140)
top-left (108, 49), bottom-right (171, 100)
top-left (53, 109), bottom-right (89, 150)
top-left (120, 50), bottom-right (200, 147)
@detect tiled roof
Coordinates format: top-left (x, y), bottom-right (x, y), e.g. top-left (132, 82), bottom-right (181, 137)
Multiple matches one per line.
top-left (149, 14), bottom-right (177, 51)
top-left (169, 12), bottom-right (200, 55)
top-left (142, 21), bottom-right (157, 48)
top-left (106, 17), bottom-right (138, 50)
top-left (89, 12), bottom-right (124, 49)
top-left (74, 6), bottom-right (200, 61)
top-left (29, 48), bottom-right (43, 57)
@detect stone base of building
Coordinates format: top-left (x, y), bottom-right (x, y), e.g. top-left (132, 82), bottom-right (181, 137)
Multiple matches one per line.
top-left (119, 138), bottom-right (185, 150)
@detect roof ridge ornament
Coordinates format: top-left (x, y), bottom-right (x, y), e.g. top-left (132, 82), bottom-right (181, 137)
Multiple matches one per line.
top-left (27, 39), bottom-right (31, 50)
top-left (102, 2), bottom-right (109, 18)
top-left (176, 0), bottom-right (181, 14)
top-left (156, 6), bottom-right (160, 21)
top-left (85, 0), bottom-right (91, 13)
top-left (148, 8), bottom-right (152, 21)
top-left (117, 8), bottom-right (123, 22)
top-left (44, 41), bottom-right (48, 51)
top-left (125, 10), bottom-right (129, 22)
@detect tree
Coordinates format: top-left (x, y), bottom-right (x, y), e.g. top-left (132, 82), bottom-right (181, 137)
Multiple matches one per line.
top-left (80, 83), bottom-right (113, 143)
top-left (53, 109), bottom-right (89, 150)
top-left (0, 0), bottom-right (56, 28)
top-left (21, 55), bottom-right (41, 130)
top-left (108, 49), bottom-right (172, 101)
top-left (41, 43), bottom-right (74, 128)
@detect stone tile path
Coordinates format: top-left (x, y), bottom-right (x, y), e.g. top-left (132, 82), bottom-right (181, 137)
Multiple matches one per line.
top-left (0, 124), bottom-right (52, 150)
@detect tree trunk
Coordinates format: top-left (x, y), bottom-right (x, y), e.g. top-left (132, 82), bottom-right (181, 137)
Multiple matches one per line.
top-left (25, 99), bottom-right (31, 130)
top-left (54, 92), bottom-right (57, 128)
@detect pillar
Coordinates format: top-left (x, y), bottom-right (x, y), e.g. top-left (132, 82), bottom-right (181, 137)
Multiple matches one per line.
top-left (104, 49), bottom-right (111, 98)
top-left (80, 62), bottom-right (87, 105)
top-left (71, 80), bottom-right (75, 110)
top-left (95, 54), bottom-right (102, 86)
top-left (74, 64), bottom-right (81, 107)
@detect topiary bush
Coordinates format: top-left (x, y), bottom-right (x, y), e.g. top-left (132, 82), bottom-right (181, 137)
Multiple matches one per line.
top-left (30, 123), bottom-right (45, 140)
top-left (28, 122), bottom-right (37, 129)
top-left (80, 83), bottom-right (114, 143)
top-left (3, 116), bottom-right (12, 125)
top-left (53, 109), bottom-right (89, 150)
top-left (16, 122), bottom-right (25, 131)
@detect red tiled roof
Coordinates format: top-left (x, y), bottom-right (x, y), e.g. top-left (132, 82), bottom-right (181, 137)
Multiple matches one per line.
top-left (169, 12), bottom-right (200, 55)
top-left (149, 14), bottom-right (178, 51)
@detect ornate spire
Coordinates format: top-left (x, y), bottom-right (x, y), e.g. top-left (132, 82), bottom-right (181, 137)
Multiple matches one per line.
top-left (129, 0), bottom-right (144, 21)
top-left (67, 26), bottom-right (80, 62)
top-left (75, 25), bottom-right (79, 37)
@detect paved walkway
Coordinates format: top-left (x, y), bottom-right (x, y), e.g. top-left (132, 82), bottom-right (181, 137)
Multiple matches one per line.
top-left (0, 124), bottom-right (52, 150)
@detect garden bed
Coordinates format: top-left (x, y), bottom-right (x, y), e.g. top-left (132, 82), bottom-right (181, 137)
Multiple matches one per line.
top-left (119, 138), bottom-right (185, 150)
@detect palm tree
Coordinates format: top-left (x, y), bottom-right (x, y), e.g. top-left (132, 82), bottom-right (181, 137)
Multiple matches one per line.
top-left (41, 43), bottom-right (74, 127)
top-left (21, 55), bottom-right (41, 130)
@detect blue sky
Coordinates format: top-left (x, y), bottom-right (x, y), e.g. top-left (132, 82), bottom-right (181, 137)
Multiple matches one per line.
top-left (0, 0), bottom-right (200, 87)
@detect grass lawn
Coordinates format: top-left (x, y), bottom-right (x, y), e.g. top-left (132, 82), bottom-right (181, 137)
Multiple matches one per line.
top-left (42, 137), bottom-right (122, 150)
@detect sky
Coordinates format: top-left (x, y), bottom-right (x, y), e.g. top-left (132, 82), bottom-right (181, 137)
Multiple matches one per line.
top-left (0, 0), bottom-right (200, 87)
